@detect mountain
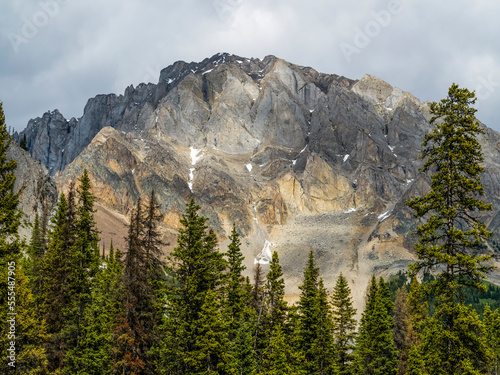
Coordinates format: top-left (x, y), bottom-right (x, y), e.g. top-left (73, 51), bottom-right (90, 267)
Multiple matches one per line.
top-left (17, 53), bottom-right (500, 311)
top-left (6, 140), bottom-right (58, 238)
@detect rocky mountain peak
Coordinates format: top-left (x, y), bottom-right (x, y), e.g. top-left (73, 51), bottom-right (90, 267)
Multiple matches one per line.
top-left (17, 54), bottom-right (500, 310)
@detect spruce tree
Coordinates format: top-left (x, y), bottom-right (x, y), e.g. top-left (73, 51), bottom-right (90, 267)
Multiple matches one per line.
top-left (331, 273), bottom-right (357, 374)
top-left (65, 169), bottom-right (101, 365)
top-left (41, 193), bottom-right (73, 371)
top-left (0, 102), bottom-right (47, 373)
top-left (297, 251), bottom-right (336, 374)
top-left (163, 199), bottom-right (227, 373)
top-left (188, 289), bottom-right (231, 374)
top-left (393, 287), bottom-right (412, 375)
top-left (226, 223), bottom-right (246, 326)
top-left (355, 275), bottom-right (398, 375)
top-left (407, 84), bottom-right (494, 373)
top-left (65, 242), bottom-right (123, 374)
top-left (484, 304), bottom-right (500, 375)
top-left (20, 133), bottom-right (28, 151)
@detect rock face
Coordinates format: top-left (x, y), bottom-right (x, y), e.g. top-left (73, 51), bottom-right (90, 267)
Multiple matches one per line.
top-left (20, 53), bottom-right (500, 312)
top-left (6, 141), bottom-right (58, 238)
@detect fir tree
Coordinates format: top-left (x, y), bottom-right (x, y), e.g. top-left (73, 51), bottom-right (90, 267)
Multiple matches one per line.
top-left (20, 133), bottom-right (28, 151)
top-left (407, 84), bottom-right (494, 373)
top-left (297, 251), bottom-right (336, 374)
top-left (226, 223), bottom-right (246, 327)
top-left (355, 275), bottom-right (398, 375)
top-left (65, 169), bottom-right (101, 364)
top-left (393, 287), bottom-right (412, 375)
top-left (0, 102), bottom-right (47, 373)
top-left (162, 199), bottom-right (227, 374)
top-left (331, 273), bottom-right (357, 375)
top-left (65, 242), bottom-right (123, 374)
top-left (41, 193), bottom-right (73, 371)
top-left (484, 304), bottom-right (500, 375)
top-left (262, 324), bottom-right (305, 375)
top-left (188, 289), bottom-right (231, 374)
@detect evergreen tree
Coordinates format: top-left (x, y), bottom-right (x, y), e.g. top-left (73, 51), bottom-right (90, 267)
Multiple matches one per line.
top-left (256, 251), bottom-right (287, 372)
top-left (484, 304), bottom-right (500, 375)
top-left (226, 223), bottom-right (246, 327)
top-left (406, 344), bottom-right (425, 375)
top-left (355, 275), bottom-right (398, 375)
top-left (393, 287), bottom-right (412, 375)
top-left (262, 324), bottom-right (305, 375)
top-left (331, 273), bottom-right (357, 375)
top-left (41, 193), bottom-right (73, 371)
top-left (162, 199), bottom-right (227, 374)
top-left (65, 243), bottom-right (123, 374)
top-left (24, 214), bottom-right (44, 305)
top-left (113, 194), bottom-right (165, 375)
top-left (407, 84), bottom-right (494, 373)
top-left (65, 169), bottom-right (101, 365)
top-left (418, 303), bottom-right (490, 374)
top-left (0, 102), bottom-right (47, 373)
top-left (297, 251), bottom-right (336, 374)
top-left (20, 133), bottom-right (28, 151)
top-left (188, 289), bottom-right (231, 374)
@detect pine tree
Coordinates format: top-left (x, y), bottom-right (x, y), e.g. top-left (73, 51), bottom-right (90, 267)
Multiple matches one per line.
top-left (296, 251), bottom-right (336, 374)
top-left (355, 275), bottom-right (398, 375)
top-left (407, 84), bottom-right (494, 373)
top-left (393, 287), bottom-right (412, 375)
top-left (226, 223), bottom-right (246, 327)
top-left (162, 199), bottom-right (227, 374)
top-left (20, 133), bottom-right (28, 151)
top-left (65, 169), bottom-right (101, 365)
top-left (188, 289), bottom-right (231, 374)
top-left (406, 344), bottom-right (425, 375)
top-left (331, 273), bottom-right (357, 375)
top-left (0, 102), bottom-right (47, 373)
top-left (484, 304), bottom-right (500, 375)
top-left (24, 214), bottom-right (44, 305)
top-left (65, 242), bottom-right (123, 374)
top-left (256, 251), bottom-right (288, 372)
top-left (262, 324), bottom-right (305, 375)
top-left (41, 193), bottom-right (73, 371)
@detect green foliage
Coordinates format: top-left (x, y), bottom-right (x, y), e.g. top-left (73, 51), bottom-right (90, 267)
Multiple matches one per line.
top-left (418, 303), bottom-right (490, 374)
top-left (162, 199), bottom-right (227, 374)
top-left (332, 273), bottom-right (357, 375)
top-left (226, 223), bottom-right (247, 328)
top-left (64, 247), bottom-right (123, 374)
top-left (407, 83), bottom-right (493, 303)
top-left (483, 304), bottom-right (500, 375)
top-left (20, 133), bottom-right (28, 151)
top-left (355, 275), bottom-right (398, 375)
top-left (296, 251), bottom-right (336, 374)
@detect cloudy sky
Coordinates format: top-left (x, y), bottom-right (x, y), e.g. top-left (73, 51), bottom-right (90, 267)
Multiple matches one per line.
top-left (1, 0), bottom-right (499, 132)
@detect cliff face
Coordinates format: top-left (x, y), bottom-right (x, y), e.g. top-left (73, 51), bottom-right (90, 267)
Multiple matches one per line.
top-left (6, 141), bottom-right (58, 238)
top-left (20, 53), bottom-right (500, 311)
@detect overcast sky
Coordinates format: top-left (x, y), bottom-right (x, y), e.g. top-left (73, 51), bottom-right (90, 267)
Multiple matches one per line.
top-left (1, 0), bottom-right (499, 132)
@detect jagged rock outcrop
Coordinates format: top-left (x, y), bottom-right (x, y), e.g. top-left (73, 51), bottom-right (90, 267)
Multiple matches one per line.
top-left (6, 141), bottom-right (58, 238)
top-left (20, 53), bottom-right (500, 311)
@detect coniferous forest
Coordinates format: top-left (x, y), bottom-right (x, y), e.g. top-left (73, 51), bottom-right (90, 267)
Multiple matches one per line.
top-left (2, 85), bottom-right (500, 375)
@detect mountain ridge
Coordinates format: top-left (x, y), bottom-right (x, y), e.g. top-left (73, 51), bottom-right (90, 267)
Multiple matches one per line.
top-left (15, 53), bottom-right (500, 311)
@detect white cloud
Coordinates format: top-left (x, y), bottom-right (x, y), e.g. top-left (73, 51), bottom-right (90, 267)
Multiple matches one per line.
top-left (0, 0), bottom-right (499, 132)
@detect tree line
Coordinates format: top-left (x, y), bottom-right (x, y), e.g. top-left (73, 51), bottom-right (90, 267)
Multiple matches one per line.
top-left (1, 83), bottom-right (500, 374)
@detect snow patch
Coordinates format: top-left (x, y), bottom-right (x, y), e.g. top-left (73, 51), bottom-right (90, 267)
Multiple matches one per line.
top-left (292, 160), bottom-right (297, 165)
top-left (378, 210), bottom-right (391, 221)
top-left (246, 163), bottom-right (253, 172)
top-left (406, 179), bottom-right (414, 185)
top-left (343, 154), bottom-right (350, 162)
top-left (190, 147), bottom-right (204, 165)
top-left (254, 240), bottom-right (275, 265)
top-left (344, 208), bottom-right (356, 214)
top-left (167, 78), bottom-right (174, 84)
top-left (202, 69), bottom-right (213, 75)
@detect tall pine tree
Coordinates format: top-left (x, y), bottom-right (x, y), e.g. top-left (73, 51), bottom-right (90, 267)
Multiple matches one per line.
top-left (407, 84), bottom-right (494, 373)
top-left (355, 275), bottom-right (398, 375)
top-left (331, 273), bottom-right (357, 375)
